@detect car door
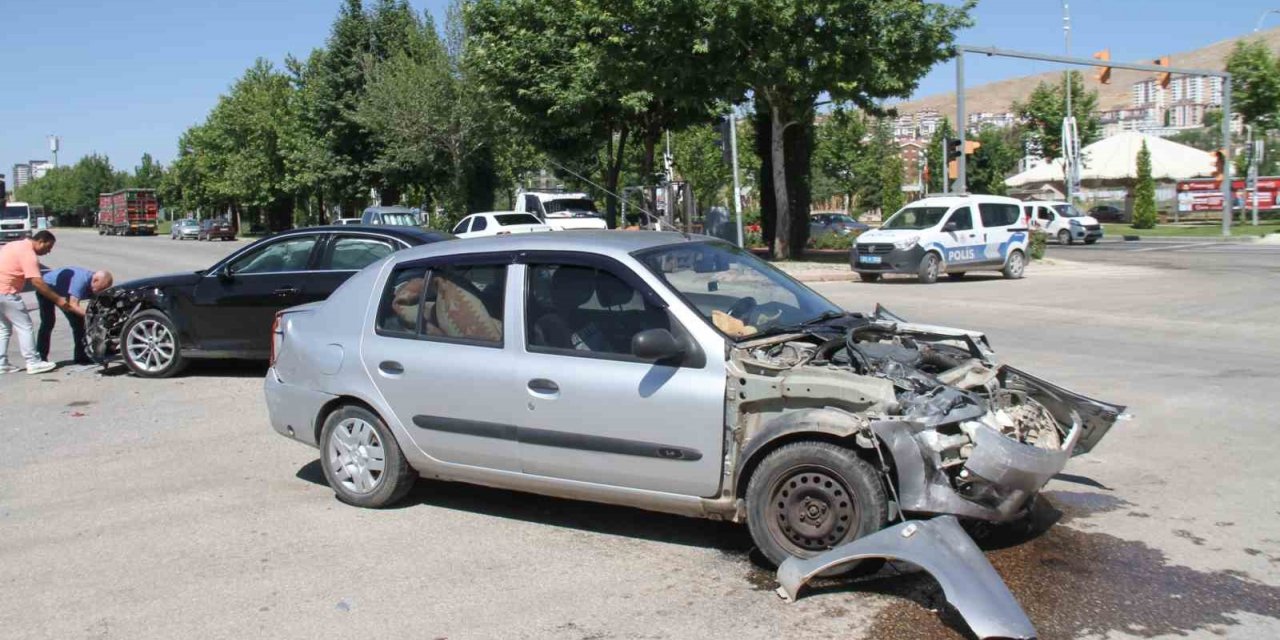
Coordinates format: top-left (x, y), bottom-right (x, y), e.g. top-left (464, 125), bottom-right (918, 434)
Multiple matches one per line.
top-left (189, 234), bottom-right (321, 355)
top-left (308, 232), bottom-right (402, 302)
top-left (1036, 206), bottom-right (1059, 235)
top-left (469, 215), bottom-right (490, 237)
top-left (977, 202), bottom-right (1026, 266)
top-left (360, 256), bottom-right (521, 471)
top-left (939, 206), bottom-right (981, 267)
top-left (451, 216), bottom-right (472, 237)
top-left (513, 255), bottom-right (725, 497)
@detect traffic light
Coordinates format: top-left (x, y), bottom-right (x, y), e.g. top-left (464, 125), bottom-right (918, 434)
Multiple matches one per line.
top-left (945, 138), bottom-right (962, 161)
top-left (1153, 56), bottom-right (1171, 89)
top-left (715, 116), bottom-right (733, 165)
top-left (1093, 49), bottom-right (1112, 85)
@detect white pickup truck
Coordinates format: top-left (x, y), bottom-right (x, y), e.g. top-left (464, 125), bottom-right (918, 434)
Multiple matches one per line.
top-left (514, 190), bottom-right (608, 230)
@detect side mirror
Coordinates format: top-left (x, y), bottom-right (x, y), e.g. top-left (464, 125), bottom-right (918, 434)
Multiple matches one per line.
top-left (219, 265), bottom-right (236, 282)
top-left (632, 328), bottom-right (685, 361)
top-left (943, 221), bottom-right (958, 232)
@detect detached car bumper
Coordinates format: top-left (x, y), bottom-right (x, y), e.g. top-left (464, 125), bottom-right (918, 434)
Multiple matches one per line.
top-left (850, 244), bottom-right (925, 273)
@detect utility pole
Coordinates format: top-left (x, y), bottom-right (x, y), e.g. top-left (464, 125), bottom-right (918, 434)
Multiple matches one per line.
top-left (955, 51), bottom-right (966, 193)
top-left (48, 135), bottom-right (61, 168)
top-left (728, 110), bottom-right (744, 247)
top-left (1061, 1), bottom-right (1078, 205)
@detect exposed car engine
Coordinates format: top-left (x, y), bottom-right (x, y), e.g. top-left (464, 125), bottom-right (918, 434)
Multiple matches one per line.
top-left (84, 287), bottom-right (149, 364)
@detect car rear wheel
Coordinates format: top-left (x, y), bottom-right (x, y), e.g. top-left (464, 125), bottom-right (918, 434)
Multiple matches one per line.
top-left (1058, 229), bottom-right (1072, 245)
top-left (746, 441), bottom-right (888, 575)
top-left (320, 405), bottom-right (416, 508)
top-left (917, 252), bottom-right (940, 284)
top-left (1003, 249), bottom-right (1026, 279)
top-left (121, 310), bottom-right (187, 378)
top-left (858, 272), bottom-right (881, 283)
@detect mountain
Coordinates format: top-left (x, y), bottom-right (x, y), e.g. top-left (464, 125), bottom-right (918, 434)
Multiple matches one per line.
top-left (890, 27), bottom-right (1280, 118)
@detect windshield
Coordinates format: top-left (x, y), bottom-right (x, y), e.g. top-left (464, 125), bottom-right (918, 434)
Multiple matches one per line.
top-left (1054, 204), bottom-right (1085, 217)
top-left (544, 198), bottom-right (599, 216)
top-left (2, 205), bottom-right (31, 220)
top-left (635, 241), bottom-right (842, 340)
top-left (881, 206), bottom-right (948, 230)
top-left (496, 213), bottom-right (543, 226)
top-left (378, 213), bottom-right (419, 226)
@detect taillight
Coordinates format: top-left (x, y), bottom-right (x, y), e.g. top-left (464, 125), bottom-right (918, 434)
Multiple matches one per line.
top-left (270, 312), bottom-right (283, 367)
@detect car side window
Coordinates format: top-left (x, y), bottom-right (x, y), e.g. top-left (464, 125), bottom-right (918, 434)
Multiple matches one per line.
top-left (947, 207), bottom-right (973, 231)
top-left (978, 203), bottom-right (1021, 228)
top-left (525, 263), bottom-right (671, 360)
top-left (326, 236), bottom-right (396, 271)
top-left (377, 267), bottom-right (430, 335)
top-left (452, 218), bottom-right (470, 234)
top-left (472, 216), bottom-right (488, 232)
top-left (524, 195), bottom-right (542, 216)
top-left (1038, 207), bottom-right (1055, 223)
top-left (228, 236), bottom-right (318, 274)
top-left (376, 263), bottom-right (506, 345)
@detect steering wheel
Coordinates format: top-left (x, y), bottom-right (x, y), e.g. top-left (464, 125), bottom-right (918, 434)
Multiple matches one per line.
top-left (726, 296), bottom-right (758, 322)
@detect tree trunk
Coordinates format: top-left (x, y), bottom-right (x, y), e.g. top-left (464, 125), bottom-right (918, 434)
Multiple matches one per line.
top-left (604, 126), bottom-right (630, 229)
top-left (770, 104), bottom-right (791, 260)
top-left (641, 123), bottom-right (660, 226)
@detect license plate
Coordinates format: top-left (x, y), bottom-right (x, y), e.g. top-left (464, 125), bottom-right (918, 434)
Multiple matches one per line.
top-left (859, 255), bottom-right (882, 264)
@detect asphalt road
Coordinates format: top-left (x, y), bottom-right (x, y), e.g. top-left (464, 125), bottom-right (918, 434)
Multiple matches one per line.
top-left (2, 229), bottom-right (1278, 640)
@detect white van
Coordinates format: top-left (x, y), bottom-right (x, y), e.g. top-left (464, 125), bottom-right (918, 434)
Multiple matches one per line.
top-left (514, 190), bottom-right (608, 230)
top-left (1024, 200), bottom-right (1103, 244)
top-left (851, 194), bottom-right (1030, 284)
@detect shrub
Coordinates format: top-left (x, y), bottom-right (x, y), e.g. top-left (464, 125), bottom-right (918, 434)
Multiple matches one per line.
top-left (1029, 229), bottom-right (1048, 260)
top-left (808, 231), bottom-right (859, 250)
top-left (1132, 141), bottom-right (1158, 229)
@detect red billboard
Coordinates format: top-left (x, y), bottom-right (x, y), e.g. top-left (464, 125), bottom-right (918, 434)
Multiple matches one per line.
top-left (1176, 178), bottom-right (1280, 212)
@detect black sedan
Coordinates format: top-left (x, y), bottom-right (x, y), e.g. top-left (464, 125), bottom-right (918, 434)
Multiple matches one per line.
top-left (1087, 204), bottom-right (1124, 223)
top-left (86, 225), bottom-right (452, 378)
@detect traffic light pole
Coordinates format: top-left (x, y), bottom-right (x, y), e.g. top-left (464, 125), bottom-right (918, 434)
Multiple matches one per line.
top-left (955, 44), bottom-right (1235, 235)
top-left (955, 51), bottom-right (966, 193)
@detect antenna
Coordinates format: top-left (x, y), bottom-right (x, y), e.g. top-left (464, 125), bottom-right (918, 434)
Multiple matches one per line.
top-left (48, 135), bottom-right (61, 168)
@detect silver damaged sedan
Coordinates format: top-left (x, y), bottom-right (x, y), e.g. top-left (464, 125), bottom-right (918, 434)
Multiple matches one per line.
top-left (265, 231), bottom-right (1126, 569)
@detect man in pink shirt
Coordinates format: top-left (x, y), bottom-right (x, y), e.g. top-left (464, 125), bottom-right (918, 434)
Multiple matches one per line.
top-left (1, 231), bottom-right (77, 374)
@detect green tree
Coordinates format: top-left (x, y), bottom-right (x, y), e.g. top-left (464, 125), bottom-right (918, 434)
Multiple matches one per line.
top-left (967, 126), bottom-right (1020, 195)
top-left (133, 153), bottom-right (165, 189)
top-left (1226, 40), bottom-right (1280, 131)
top-left (853, 118), bottom-right (903, 214)
top-left (1132, 140), bottom-right (1157, 229)
top-left (727, 0), bottom-right (972, 258)
top-left (813, 109), bottom-right (868, 213)
top-left (670, 119), bottom-right (733, 215)
top-left (1013, 71), bottom-right (1100, 160)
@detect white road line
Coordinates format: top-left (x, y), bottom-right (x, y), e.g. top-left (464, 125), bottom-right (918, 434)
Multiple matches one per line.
top-left (1127, 242), bottom-right (1235, 252)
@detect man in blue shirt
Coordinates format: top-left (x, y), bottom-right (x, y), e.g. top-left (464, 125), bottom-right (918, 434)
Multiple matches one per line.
top-left (37, 267), bottom-right (113, 365)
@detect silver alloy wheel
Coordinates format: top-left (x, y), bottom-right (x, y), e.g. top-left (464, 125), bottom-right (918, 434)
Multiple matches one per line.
top-left (1007, 252), bottom-right (1025, 277)
top-left (924, 255), bottom-right (939, 280)
top-left (125, 318), bottom-right (176, 373)
top-left (328, 418), bottom-right (387, 494)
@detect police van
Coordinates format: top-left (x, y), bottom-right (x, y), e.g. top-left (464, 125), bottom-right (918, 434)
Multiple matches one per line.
top-left (850, 194), bottom-right (1029, 284)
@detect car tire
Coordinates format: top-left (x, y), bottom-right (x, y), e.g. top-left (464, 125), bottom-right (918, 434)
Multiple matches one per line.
top-left (319, 405), bottom-right (417, 508)
top-left (746, 441), bottom-right (888, 575)
top-left (120, 310), bottom-right (188, 378)
top-left (858, 272), bottom-right (881, 283)
top-left (1002, 249), bottom-right (1026, 279)
top-left (1058, 229), bottom-right (1072, 245)
top-left (917, 252), bottom-right (941, 284)
top-left (947, 272), bottom-right (967, 280)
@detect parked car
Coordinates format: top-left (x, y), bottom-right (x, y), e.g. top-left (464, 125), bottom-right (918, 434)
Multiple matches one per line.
top-left (1025, 201), bottom-right (1103, 245)
top-left (85, 225), bottom-right (452, 378)
top-left (514, 190), bottom-right (608, 230)
top-left (809, 211), bottom-right (870, 238)
top-left (361, 206), bottom-right (421, 227)
top-left (265, 231), bottom-right (1126, 572)
top-left (851, 194), bottom-right (1029, 283)
top-left (198, 218), bottom-right (236, 241)
top-left (171, 218), bottom-right (201, 240)
top-left (1087, 204), bottom-right (1124, 223)
top-left (451, 211), bottom-right (552, 238)
top-left (334, 218), bottom-right (364, 226)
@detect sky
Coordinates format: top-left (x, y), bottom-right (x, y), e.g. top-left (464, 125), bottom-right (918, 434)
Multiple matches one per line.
top-left (2, 0), bottom-right (1277, 184)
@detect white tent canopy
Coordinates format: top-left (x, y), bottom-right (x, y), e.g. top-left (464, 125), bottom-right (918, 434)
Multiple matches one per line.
top-left (1005, 131), bottom-right (1216, 187)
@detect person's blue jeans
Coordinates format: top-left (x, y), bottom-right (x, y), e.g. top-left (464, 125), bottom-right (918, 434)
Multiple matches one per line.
top-left (37, 295), bottom-right (88, 363)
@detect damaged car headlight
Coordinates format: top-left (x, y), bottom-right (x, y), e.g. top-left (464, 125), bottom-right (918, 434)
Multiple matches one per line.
top-left (893, 235), bottom-right (921, 250)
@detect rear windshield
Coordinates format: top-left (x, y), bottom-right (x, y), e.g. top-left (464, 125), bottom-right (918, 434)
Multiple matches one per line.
top-left (978, 203), bottom-right (1022, 227)
top-left (882, 206), bottom-right (948, 230)
top-left (378, 213), bottom-right (420, 226)
top-left (496, 213), bottom-right (543, 226)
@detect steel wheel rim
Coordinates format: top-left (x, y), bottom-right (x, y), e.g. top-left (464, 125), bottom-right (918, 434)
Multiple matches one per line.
top-left (1059, 230), bottom-right (1069, 244)
top-left (125, 319), bottom-right (176, 373)
top-left (328, 418), bottom-right (386, 494)
top-left (926, 256), bottom-right (939, 280)
top-left (766, 465), bottom-right (859, 554)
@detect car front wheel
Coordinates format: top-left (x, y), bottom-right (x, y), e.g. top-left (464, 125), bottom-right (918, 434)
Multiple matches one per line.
top-left (121, 310), bottom-right (188, 378)
top-left (858, 272), bottom-right (881, 283)
top-left (1003, 250), bottom-right (1026, 279)
top-left (746, 441), bottom-right (888, 574)
top-left (1058, 229), bottom-right (1072, 245)
top-left (917, 252), bottom-right (941, 284)
top-left (320, 405), bottom-right (416, 508)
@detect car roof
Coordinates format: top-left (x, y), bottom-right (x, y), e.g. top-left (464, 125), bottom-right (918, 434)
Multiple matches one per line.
top-left (907, 194), bottom-right (1023, 208)
top-left (391, 230), bottom-right (711, 262)
top-left (270, 225), bottom-right (453, 244)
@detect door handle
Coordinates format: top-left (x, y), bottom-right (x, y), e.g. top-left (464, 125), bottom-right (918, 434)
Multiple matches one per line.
top-left (274, 286), bottom-right (299, 296)
top-left (527, 378), bottom-right (560, 396)
top-left (379, 360), bottom-right (404, 375)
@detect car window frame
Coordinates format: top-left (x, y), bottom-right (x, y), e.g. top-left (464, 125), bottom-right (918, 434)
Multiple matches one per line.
top-left (373, 251), bottom-right (514, 349)
top-left (516, 250), bottom-right (704, 368)
top-left (471, 216), bottom-right (489, 232)
top-left (946, 206), bottom-right (974, 231)
top-left (451, 216), bottom-right (472, 235)
top-left (219, 234), bottom-right (325, 276)
top-left (319, 233), bottom-right (403, 272)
